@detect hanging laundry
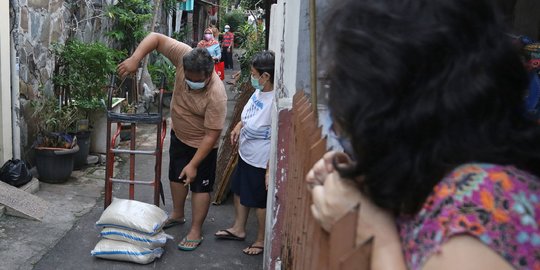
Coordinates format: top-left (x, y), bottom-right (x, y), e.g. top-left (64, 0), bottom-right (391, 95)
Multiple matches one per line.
top-left (179, 0), bottom-right (194, 11)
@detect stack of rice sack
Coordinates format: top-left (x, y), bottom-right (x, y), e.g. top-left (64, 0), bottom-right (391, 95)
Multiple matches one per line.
top-left (91, 198), bottom-right (172, 264)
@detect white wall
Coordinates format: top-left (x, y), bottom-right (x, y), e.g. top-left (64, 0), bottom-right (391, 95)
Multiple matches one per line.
top-left (264, 0), bottom-right (303, 269)
top-left (269, 0), bottom-right (302, 102)
top-left (0, 1), bottom-right (13, 164)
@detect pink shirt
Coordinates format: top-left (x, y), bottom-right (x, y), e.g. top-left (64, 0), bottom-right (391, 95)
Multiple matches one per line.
top-left (398, 163), bottom-right (540, 270)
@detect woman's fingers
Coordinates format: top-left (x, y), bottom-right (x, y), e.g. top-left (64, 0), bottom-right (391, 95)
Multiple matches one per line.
top-left (310, 172), bottom-right (362, 232)
top-left (306, 157), bottom-right (332, 184)
top-left (311, 185), bottom-right (333, 231)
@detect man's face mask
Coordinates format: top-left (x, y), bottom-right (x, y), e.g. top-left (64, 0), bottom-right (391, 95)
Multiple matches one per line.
top-left (186, 79), bottom-right (206, 90)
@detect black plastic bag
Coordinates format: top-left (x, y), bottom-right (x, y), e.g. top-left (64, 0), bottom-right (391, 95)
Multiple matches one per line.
top-left (0, 159), bottom-right (33, 187)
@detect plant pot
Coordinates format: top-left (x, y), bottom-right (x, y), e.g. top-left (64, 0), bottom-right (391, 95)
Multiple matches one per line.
top-left (71, 131), bottom-right (91, 170)
top-left (120, 123), bottom-right (132, 141)
top-left (34, 145), bottom-right (79, 183)
top-left (89, 98), bottom-right (124, 154)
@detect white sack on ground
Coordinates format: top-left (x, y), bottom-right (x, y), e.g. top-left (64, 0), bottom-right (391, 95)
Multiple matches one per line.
top-left (91, 239), bottom-right (164, 264)
top-left (96, 197), bottom-right (168, 235)
top-left (100, 227), bottom-right (173, 249)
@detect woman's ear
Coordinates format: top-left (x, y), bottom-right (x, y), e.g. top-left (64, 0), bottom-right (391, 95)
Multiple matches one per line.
top-left (261, 72), bottom-right (271, 80)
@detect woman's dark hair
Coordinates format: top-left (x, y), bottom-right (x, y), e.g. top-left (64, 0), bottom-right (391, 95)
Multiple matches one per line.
top-left (252, 50), bottom-right (275, 83)
top-left (183, 48), bottom-right (214, 77)
top-left (323, 0), bottom-right (540, 215)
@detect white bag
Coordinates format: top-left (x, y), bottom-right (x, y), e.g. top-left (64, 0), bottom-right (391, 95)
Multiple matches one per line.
top-left (91, 239), bottom-right (164, 264)
top-left (96, 198), bottom-right (168, 235)
top-left (100, 227), bottom-right (173, 249)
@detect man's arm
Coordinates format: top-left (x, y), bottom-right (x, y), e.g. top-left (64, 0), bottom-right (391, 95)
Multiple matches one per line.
top-left (117, 32), bottom-right (181, 77)
top-left (178, 128), bottom-right (222, 186)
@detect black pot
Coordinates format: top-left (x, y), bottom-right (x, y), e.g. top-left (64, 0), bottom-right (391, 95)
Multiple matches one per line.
top-left (71, 131), bottom-right (91, 170)
top-left (34, 145), bottom-right (79, 183)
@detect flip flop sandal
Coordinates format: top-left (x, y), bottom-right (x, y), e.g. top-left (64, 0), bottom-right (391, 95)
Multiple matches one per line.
top-left (243, 245), bottom-right (264, 256)
top-left (177, 237), bottom-right (203, 251)
top-left (214, 229), bottom-right (245, 241)
top-left (163, 217), bottom-right (186, 229)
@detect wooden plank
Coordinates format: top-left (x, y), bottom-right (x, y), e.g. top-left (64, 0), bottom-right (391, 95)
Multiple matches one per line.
top-left (282, 92), bottom-right (359, 269)
top-left (339, 237), bottom-right (373, 270)
top-left (212, 152), bottom-right (238, 204)
top-left (329, 206), bottom-right (361, 270)
top-left (213, 84), bottom-right (254, 204)
top-left (293, 90), bottom-right (305, 103)
top-left (316, 227), bottom-right (330, 270)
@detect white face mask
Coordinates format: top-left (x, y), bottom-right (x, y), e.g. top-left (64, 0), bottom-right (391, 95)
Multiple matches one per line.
top-left (224, 28), bottom-right (230, 32)
top-left (186, 79), bottom-right (206, 90)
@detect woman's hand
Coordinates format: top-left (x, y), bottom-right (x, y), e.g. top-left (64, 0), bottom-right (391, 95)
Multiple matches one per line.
top-left (306, 151), bottom-right (351, 187)
top-left (230, 122), bottom-right (242, 145)
top-left (310, 171), bottom-right (363, 231)
top-left (117, 57), bottom-right (139, 78)
top-left (306, 151), bottom-right (407, 270)
top-left (306, 151), bottom-right (359, 230)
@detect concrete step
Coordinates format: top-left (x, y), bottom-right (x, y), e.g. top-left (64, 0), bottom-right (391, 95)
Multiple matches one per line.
top-left (20, 177), bottom-right (40, 194)
top-left (0, 178), bottom-right (47, 221)
top-left (0, 178), bottom-right (39, 217)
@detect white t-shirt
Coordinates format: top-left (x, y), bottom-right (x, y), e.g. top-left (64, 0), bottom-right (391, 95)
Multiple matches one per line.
top-left (238, 89), bottom-right (275, 168)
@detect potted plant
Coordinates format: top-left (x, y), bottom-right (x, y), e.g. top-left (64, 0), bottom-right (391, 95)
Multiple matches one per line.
top-left (31, 95), bottom-right (80, 183)
top-left (148, 52), bottom-right (176, 108)
top-left (52, 40), bottom-right (125, 161)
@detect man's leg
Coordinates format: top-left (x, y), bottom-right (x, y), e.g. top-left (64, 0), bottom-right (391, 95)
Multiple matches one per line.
top-left (181, 191), bottom-right (211, 247)
top-left (169, 181), bottom-right (188, 220)
top-left (168, 131), bottom-right (191, 222)
top-left (222, 48), bottom-right (229, 69)
top-left (228, 49), bottom-right (234, 69)
top-left (178, 147), bottom-right (216, 249)
top-left (215, 194), bottom-right (249, 238)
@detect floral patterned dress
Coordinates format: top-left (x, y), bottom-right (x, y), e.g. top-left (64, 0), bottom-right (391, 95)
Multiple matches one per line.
top-left (398, 163), bottom-right (540, 270)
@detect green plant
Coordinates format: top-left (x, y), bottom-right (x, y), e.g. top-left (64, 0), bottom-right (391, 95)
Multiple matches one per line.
top-left (162, 0), bottom-right (177, 17)
top-left (218, 0), bottom-right (231, 27)
top-left (148, 52), bottom-right (176, 91)
top-left (31, 96), bottom-right (80, 149)
top-left (52, 40), bottom-right (125, 118)
top-left (106, 0), bottom-right (153, 52)
top-left (222, 9), bottom-right (247, 33)
top-left (172, 24), bottom-right (193, 44)
top-left (237, 23), bottom-right (266, 84)
top-left (240, 0), bottom-right (263, 10)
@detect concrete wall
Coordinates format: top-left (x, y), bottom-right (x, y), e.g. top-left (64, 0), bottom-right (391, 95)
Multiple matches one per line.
top-left (1, 0), bottom-right (13, 164)
top-left (11, 0), bottom-right (126, 161)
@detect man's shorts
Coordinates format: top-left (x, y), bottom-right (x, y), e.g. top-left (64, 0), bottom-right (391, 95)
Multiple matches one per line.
top-left (168, 130), bottom-right (217, 193)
